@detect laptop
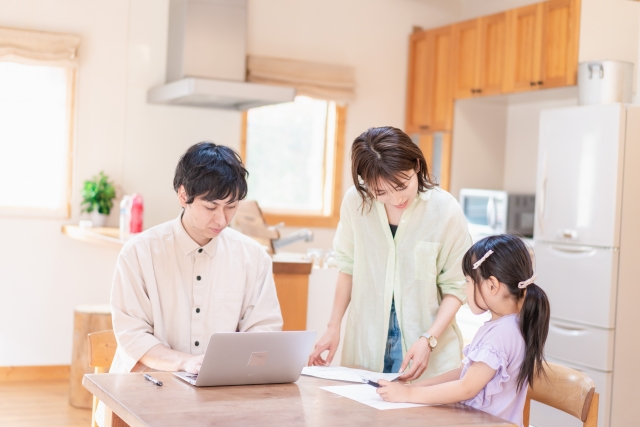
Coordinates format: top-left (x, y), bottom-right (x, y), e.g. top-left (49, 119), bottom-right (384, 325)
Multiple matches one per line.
top-left (173, 331), bottom-right (316, 387)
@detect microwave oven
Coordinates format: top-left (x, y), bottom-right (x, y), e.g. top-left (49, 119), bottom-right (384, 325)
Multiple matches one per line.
top-left (458, 189), bottom-right (536, 240)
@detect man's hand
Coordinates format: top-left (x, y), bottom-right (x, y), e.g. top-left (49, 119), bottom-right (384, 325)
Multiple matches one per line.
top-left (376, 380), bottom-right (413, 402)
top-left (308, 326), bottom-right (340, 366)
top-left (181, 354), bottom-right (204, 374)
top-left (398, 337), bottom-right (432, 381)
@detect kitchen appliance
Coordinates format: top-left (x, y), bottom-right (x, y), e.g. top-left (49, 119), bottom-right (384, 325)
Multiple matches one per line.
top-left (147, 0), bottom-right (295, 110)
top-left (530, 104), bottom-right (640, 427)
top-left (578, 60), bottom-right (633, 105)
top-left (458, 189), bottom-right (535, 241)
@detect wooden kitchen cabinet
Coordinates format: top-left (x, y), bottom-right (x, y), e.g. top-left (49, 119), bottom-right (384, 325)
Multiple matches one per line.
top-left (505, 0), bottom-right (580, 92)
top-left (540, 0), bottom-right (581, 89)
top-left (405, 30), bottom-right (430, 134)
top-left (428, 26), bottom-right (454, 131)
top-left (452, 19), bottom-right (480, 99)
top-left (405, 26), bottom-right (453, 133)
top-left (452, 13), bottom-right (507, 98)
top-left (479, 13), bottom-right (508, 96)
top-left (505, 3), bottom-right (543, 93)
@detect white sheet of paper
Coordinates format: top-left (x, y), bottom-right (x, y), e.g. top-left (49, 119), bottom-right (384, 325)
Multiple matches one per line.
top-left (301, 366), bottom-right (402, 384)
top-left (320, 384), bottom-right (428, 410)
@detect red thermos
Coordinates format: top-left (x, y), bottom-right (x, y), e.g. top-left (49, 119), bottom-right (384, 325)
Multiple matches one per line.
top-left (130, 194), bottom-right (144, 234)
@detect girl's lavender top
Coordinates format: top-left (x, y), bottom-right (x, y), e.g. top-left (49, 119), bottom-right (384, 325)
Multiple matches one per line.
top-left (460, 313), bottom-right (528, 427)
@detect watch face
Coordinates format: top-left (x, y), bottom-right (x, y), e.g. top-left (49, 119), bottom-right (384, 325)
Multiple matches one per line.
top-left (428, 336), bottom-right (437, 348)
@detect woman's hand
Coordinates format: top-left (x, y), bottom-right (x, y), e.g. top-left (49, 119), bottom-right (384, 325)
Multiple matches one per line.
top-left (307, 326), bottom-right (340, 366)
top-left (398, 337), bottom-right (432, 381)
top-left (377, 380), bottom-right (413, 402)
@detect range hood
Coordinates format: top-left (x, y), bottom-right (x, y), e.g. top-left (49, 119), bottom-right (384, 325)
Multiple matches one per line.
top-left (147, 0), bottom-right (295, 111)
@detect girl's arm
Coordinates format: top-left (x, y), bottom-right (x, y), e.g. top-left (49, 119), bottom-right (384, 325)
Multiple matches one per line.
top-left (307, 272), bottom-right (352, 365)
top-left (407, 366), bottom-right (463, 387)
top-left (378, 361), bottom-right (496, 404)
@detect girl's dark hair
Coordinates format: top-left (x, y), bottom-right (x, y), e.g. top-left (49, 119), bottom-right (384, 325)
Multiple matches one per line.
top-left (173, 142), bottom-right (248, 204)
top-left (351, 126), bottom-right (436, 211)
top-left (462, 234), bottom-right (550, 392)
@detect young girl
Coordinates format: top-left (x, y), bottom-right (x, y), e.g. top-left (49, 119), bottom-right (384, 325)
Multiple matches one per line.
top-left (377, 234), bottom-right (550, 427)
top-left (308, 126), bottom-right (471, 382)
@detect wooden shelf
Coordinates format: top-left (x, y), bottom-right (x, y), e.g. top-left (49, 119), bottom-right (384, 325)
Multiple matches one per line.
top-left (60, 225), bottom-right (312, 274)
top-left (61, 225), bottom-right (124, 251)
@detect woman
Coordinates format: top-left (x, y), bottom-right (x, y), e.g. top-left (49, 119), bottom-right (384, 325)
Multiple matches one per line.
top-left (308, 126), bottom-right (471, 381)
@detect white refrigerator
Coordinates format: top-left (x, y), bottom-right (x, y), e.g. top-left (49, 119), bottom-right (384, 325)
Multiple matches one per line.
top-left (531, 104), bottom-right (640, 427)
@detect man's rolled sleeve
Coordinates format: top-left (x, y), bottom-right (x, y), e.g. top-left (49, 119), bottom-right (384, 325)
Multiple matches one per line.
top-left (110, 249), bottom-right (162, 372)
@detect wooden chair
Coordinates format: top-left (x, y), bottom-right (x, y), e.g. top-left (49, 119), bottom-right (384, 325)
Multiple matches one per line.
top-left (523, 362), bottom-right (599, 427)
top-left (87, 330), bottom-right (117, 427)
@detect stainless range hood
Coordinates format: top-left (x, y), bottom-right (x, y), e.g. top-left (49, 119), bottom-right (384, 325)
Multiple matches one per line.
top-left (148, 0), bottom-right (295, 111)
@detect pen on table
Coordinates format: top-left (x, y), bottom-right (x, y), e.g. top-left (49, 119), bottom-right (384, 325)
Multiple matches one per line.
top-left (144, 374), bottom-right (163, 386)
top-left (363, 374), bottom-right (403, 388)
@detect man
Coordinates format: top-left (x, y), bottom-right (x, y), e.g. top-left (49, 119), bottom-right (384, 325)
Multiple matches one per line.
top-left (109, 142), bottom-right (283, 375)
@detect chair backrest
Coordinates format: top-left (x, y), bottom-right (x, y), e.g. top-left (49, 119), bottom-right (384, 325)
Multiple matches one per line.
top-left (87, 329), bottom-right (117, 374)
top-left (524, 361), bottom-right (598, 426)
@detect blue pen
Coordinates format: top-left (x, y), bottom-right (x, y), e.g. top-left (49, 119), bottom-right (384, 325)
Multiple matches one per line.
top-left (365, 379), bottom-right (381, 388)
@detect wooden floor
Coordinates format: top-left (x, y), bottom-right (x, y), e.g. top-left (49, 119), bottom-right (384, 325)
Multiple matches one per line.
top-left (0, 379), bottom-right (91, 427)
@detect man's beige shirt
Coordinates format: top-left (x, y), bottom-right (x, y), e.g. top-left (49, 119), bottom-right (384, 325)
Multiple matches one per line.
top-left (109, 214), bottom-right (283, 374)
top-left (332, 186), bottom-right (472, 379)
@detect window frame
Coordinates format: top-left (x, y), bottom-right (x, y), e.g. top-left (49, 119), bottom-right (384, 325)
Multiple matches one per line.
top-left (240, 103), bottom-right (346, 228)
top-left (0, 63), bottom-right (77, 219)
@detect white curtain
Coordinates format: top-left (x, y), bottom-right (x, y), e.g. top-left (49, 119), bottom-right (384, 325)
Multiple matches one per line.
top-left (0, 26), bottom-right (80, 67)
top-left (247, 56), bottom-right (356, 102)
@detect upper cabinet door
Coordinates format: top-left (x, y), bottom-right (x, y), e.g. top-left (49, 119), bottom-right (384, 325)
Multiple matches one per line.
top-left (540, 0), bottom-right (581, 89)
top-left (452, 19), bottom-right (481, 99)
top-left (505, 4), bottom-right (543, 93)
top-left (405, 31), bottom-right (431, 134)
top-left (479, 13), bottom-right (507, 96)
top-left (427, 26), bottom-right (453, 132)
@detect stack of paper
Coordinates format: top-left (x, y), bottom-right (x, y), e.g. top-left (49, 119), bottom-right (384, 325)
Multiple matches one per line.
top-left (301, 366), bottom-right (402, 384)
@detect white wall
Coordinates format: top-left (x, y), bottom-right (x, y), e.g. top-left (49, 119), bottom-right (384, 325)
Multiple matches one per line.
top-left (449, 100), bottom-right (508, 199)
top-left (0, 0), bottom-right (130, 366)
top-left (0, 0), bottom-right (458, 366)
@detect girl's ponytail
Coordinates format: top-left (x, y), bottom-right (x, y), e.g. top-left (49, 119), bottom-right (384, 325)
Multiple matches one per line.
top-left (517, 283), bottom-right (550, 391)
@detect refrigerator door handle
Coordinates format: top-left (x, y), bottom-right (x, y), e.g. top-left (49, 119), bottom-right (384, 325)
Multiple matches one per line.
top-left (549, 322), bottom-right (590, 337)
top-left (549, 245), bottom-right (597, 256)
top-left (537, 152), bottom-right (547, 235)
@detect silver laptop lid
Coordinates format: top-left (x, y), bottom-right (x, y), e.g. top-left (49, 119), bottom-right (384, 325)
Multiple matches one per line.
top-left (195, 331), bottom-right (316, 387)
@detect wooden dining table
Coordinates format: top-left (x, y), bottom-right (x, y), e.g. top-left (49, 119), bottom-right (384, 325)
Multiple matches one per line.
top-left (83, 372), bottom-right (517, 427)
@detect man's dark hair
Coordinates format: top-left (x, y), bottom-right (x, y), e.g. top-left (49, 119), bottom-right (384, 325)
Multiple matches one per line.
top-left (173, 142), bottom-right (248, 204)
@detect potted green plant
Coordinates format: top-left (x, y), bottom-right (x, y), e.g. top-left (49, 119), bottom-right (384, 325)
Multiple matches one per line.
top-left (81, 171), bottom-right (116, 227)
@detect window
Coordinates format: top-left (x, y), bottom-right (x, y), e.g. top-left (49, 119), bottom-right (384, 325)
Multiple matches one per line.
top-left (242, 96), bottom-right (345, 227)
top-left (0, 61), bottom-right (74, 217)
top-left (0, 26), bottom-right (79, 217)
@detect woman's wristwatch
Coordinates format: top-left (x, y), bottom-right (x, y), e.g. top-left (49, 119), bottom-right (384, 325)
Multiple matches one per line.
top-left (420, 333), bottom-right (438, 350)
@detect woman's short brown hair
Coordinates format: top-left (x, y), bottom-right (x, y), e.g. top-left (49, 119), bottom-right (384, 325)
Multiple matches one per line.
top-left (351, 126), bottom-right (435, 210)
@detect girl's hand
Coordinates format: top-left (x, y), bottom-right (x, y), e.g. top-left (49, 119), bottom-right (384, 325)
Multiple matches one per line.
top-left (308, 326), bottom-right (340, 366)
top-left (376, 380), bottom-right (412, 402)
top-left (398, 337), bottom-right (432, 381)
